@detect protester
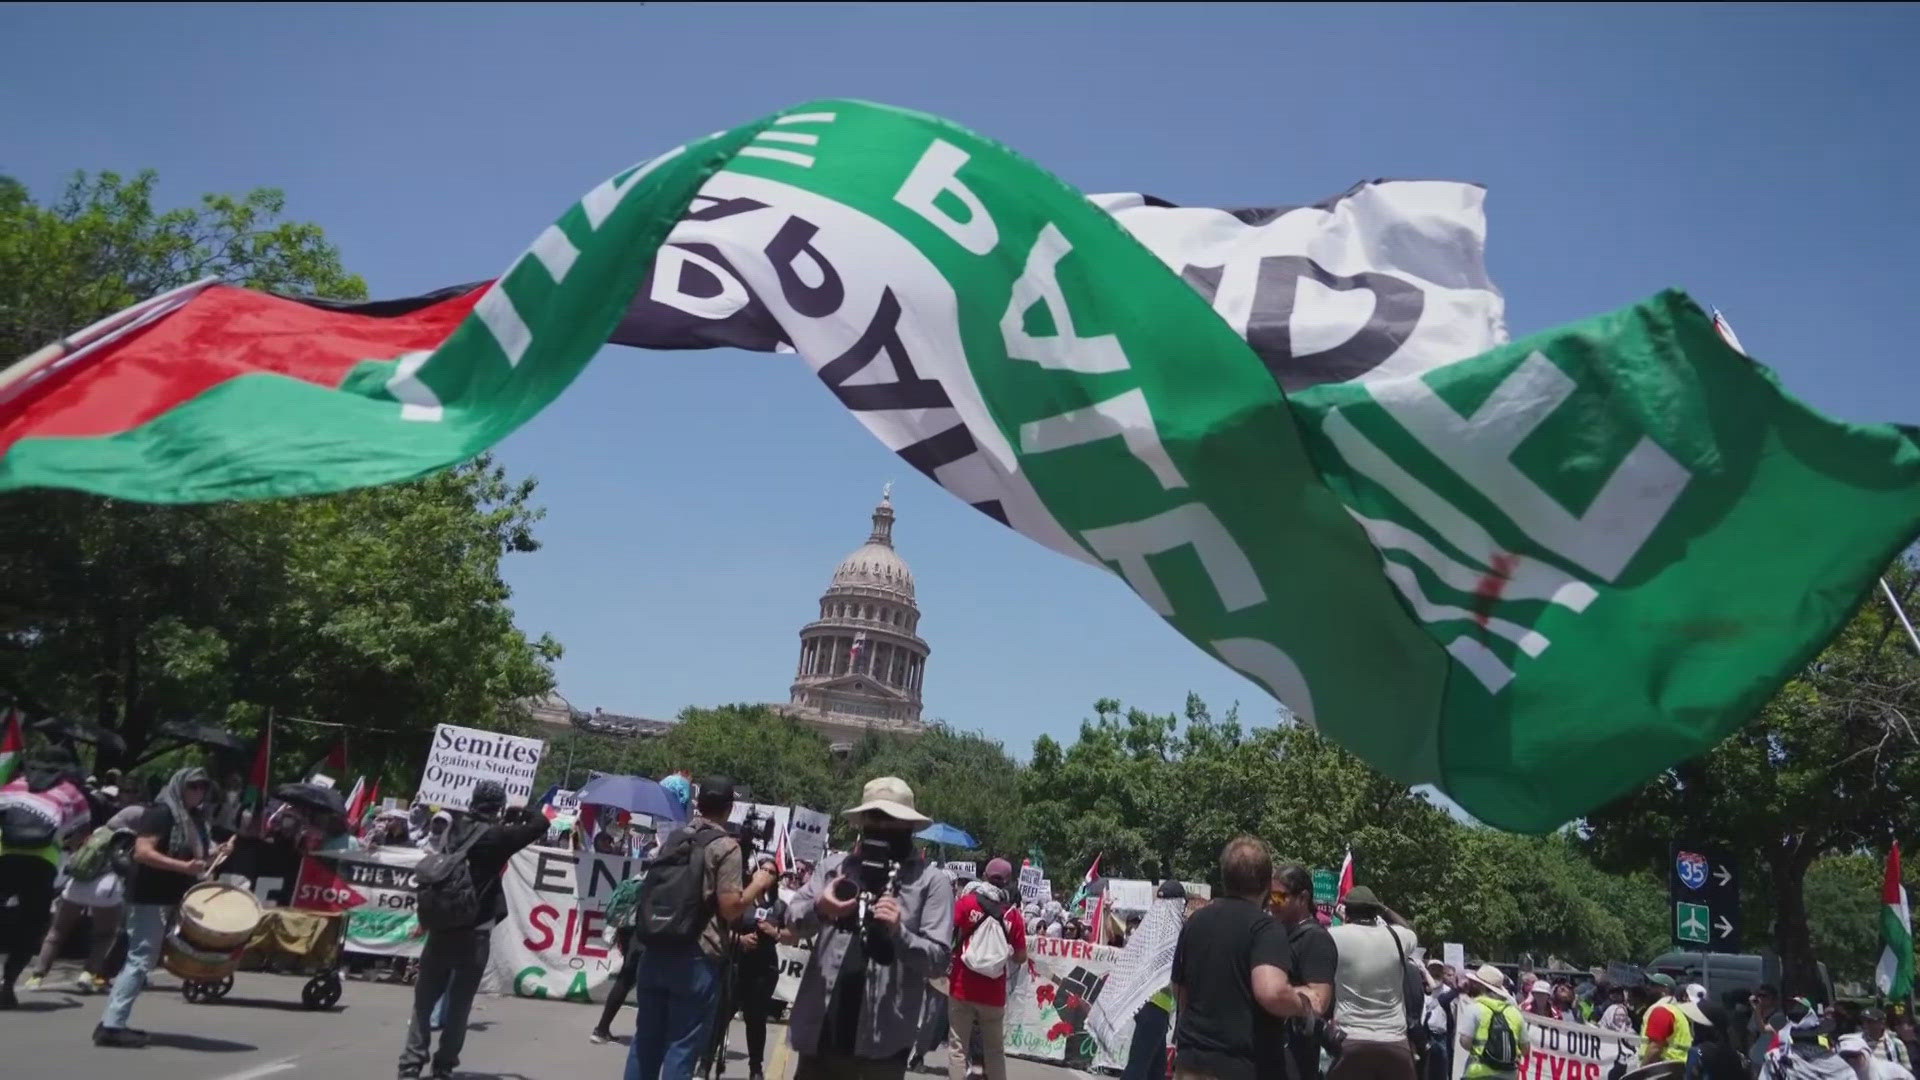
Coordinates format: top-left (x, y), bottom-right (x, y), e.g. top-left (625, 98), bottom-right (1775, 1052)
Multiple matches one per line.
top-left (0, 744), bottom-right (94, 1008)
top-left (1327, 885), bottom-right (1420, 1080)
top-left (1122, 880), bottom-right (1190, 1080)
top-left (1840, 1033), bottom-right (1918, 1080)
top-left (94, 766), bottom-right (221, 1046)
top-left (397, 779), bottom-right (546, 1079)
top-left (701, 851), bottom-right (790, 1080)
top-left (25, 803), bottom-right (141, 993)
top-left (1526, 982), bottom-right (1562, 1020)
top-left (1171, 836), bottom-right (1306, 1080)
top-left (948, 856), bottom-right (1028, 1080)
top-left (1599, 983), bottom-right (1635, 1036)
top-left (1642, 973), bottom-right (1696, 1066)
top-left (787, 776), bottom-right (954, 1080)
top-left (1421, 961), bottom-right (1464, 1080)
top-left (1867, 1010), bottom-right (1912, 1069)
top-left (1269, 862), bottom-right (1338, 1080)
top-left (626, 776), bottom-right (776, 1080)
top-left (1554, 982), bottom-right (1579, 1022)
top-left (1459, 965), bottom-right (1527, 1080)
top-left (1689, 1002), bottom-right (1750, 1080)
top-left (1749, 986), bottom-right (1790, 1071)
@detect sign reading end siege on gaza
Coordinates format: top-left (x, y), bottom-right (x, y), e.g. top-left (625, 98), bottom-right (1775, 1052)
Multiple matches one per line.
top-left (416, 723), bottom-right (546, 809)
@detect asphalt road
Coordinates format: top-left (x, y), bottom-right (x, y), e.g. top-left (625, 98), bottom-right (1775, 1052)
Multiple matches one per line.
top-left (2, 963), bottom-right (1094, 1080)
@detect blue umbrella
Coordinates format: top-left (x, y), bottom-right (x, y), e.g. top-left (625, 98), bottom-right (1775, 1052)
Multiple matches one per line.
top-left (577, 774), bottom-right (689, 823)
top-left (916, 822), bottom-right (977, 849)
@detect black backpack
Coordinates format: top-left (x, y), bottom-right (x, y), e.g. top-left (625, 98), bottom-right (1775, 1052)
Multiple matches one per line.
top-left (1479, 1000), bottom-right (1521, 1071)
top-left (414, 824), bottom-right (485, 931)
top-left (0, 804), bottom-right (56, 849)
top-left (632, 822), bottom-right (727, 947)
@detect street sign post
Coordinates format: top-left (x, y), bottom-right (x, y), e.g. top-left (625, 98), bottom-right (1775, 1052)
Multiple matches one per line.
top-left (1670, 842), bottom-right (1740, 950)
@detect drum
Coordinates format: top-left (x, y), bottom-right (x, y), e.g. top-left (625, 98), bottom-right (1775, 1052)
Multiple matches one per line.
top-left (162, 932), bottom-right (241, 981)
top-left (178, 881), bottom-right (263, 952)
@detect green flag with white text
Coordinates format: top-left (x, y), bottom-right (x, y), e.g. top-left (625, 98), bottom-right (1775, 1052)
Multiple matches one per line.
top-left (4, 99), bottom-right (1917, 830)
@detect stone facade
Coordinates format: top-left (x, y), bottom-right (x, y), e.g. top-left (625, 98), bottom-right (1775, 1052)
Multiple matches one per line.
top-left (780, 488), bottom-right (931, 750)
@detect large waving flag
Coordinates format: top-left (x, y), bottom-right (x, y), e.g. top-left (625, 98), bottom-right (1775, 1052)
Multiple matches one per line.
top-left (3, 100), bottom-right (1917, 830)
top-left (1878, 843), bottom-right (1914, 1001)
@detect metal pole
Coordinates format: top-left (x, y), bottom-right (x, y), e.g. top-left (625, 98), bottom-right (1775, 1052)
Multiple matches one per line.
top-left (1884, 578), bottom-right (1920, 658)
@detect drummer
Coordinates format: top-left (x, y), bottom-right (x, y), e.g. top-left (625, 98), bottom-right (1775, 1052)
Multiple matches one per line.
top-left (94, 765), bottom-right (224, 1049)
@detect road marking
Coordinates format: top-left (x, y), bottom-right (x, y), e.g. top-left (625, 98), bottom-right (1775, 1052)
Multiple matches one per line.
top-left (211, 1058), bottom-right (299, 1080)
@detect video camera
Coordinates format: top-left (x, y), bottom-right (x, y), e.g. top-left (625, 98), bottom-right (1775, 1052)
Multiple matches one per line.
top-left (826, 834), bottom-right (910, 964)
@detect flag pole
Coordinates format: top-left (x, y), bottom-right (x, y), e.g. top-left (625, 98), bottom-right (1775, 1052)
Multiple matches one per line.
top-left (1883, 578), bottom-right (1920, 658)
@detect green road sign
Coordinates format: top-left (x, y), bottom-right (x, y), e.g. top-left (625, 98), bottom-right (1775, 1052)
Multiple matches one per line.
top-left (1675, 901), bottom-right (1711, 945)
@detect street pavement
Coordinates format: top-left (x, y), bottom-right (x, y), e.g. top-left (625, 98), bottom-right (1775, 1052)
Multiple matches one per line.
top-left (2, 964), bottom-right (1094, 1080)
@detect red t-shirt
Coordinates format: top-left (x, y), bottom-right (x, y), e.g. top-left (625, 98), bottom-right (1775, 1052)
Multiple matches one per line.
top-left (949, 890), bottom-right (1027, 1007)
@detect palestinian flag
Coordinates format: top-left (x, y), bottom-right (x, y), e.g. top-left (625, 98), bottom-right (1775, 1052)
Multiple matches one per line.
top-left (243, 721), bottom-right (272, 834)
top-left (0, 709), bottom-right (23, 785)
top-left (5, 100), bottom-right (1919, 830)
top-left (1068, 854), bottom-right (1103, 918)
top-left (1878, 843), bottom-right (1913, 1001)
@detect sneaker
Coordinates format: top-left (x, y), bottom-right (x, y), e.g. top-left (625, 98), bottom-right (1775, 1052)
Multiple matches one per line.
top-left (90, 975), bottom-right (110, 993)
top-left (93, 1025), bottom-right (150, 1048)
top-left (22, 975), bottom-right (43, 992)
top-left (588, 1029), bottom-right (611, 1045)
top-left (72, 975), bottom-right (96, 995)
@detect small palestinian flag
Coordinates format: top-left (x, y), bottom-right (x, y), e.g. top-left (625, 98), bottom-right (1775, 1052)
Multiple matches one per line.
top-left (0, 708), bottom-right (23, 785)
top-left (1877, 842), bottom-right (1913, 1001)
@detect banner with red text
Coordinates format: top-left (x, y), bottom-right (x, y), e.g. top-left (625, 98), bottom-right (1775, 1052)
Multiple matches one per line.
top-left (1447, 1005), bottom-right (1642, 1080)
top-left (1004, 934), bottom-right (1129, 1071)
top-left (291, 846), bottom-right (426, 958)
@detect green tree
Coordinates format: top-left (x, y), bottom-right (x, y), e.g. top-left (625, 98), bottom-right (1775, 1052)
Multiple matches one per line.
top-left (849, 721), bottom-right (1029, 857)
top-left (0, 172), bottom-right (556, 786)
top-left (1584, 559), bottom-right (1920, 996)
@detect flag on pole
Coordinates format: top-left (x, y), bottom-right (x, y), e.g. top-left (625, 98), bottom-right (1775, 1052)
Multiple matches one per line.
top-left (1337, 849), bottom-right (1355, 903)
top-left (5, 100), bottom-right (1919, 831)
top-left (0, 708), bottom-right (23, 785)
top-left (773, 821), bottom-right (793, 876)
top-left (1877, 842), bottom-right (1913, 1001)
top-left (343, 776), bottom-right (368, 826)
top-left (244, 721), bottom-right (273, 835)
top-left (1069, 854), bottom-right (1104, 917)
top-left (361, 780), bottom-right (380, 826)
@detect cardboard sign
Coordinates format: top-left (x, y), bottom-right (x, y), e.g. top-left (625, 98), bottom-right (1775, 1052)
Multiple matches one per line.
top-left (416, 723), bottom-right (545, 809)
top-left (1019, 865), bottom-right (1047, 905)
top-left (788, 806), bottom-right (830, 864)
top-left (945, 861), bottom-right (978, 880)
top-left (1444, 941), bottom-right (1466, 975)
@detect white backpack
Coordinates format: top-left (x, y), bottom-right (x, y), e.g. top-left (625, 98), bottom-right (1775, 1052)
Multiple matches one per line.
top-left (961, 900), bottom-right (1013, 978)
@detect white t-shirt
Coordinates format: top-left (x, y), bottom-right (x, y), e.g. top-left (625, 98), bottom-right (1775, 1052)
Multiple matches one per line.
top-left (1329, 921), bottom-right (1418, 1042)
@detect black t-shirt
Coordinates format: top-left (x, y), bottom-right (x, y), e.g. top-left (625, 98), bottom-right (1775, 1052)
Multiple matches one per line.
top-left (733, 896), bottom-right (789, 972)
top-left (1172, 896), bottom-right (1295, 1080)
top-left (127, 803), bottom-right (203, 907)
top-left (1261, 918), bottom-right (1338, 1080)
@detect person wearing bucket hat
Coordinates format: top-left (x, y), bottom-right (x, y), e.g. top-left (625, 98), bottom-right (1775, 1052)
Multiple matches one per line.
top-left (1458, 965), bottom-right (1528, 1080)
top-left (786, 776), bottom-right (953, 1080)
top-left (1840, 1032), bottom-right (1918, 1080)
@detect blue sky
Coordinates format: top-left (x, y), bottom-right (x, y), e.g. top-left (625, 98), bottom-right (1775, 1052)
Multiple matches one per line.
top-left (3, 4), bottom-right (1915, 762)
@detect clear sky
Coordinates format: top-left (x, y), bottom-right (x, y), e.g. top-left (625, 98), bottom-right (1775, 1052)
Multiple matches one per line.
top-left (3, 3), bottom-right (1915, 761)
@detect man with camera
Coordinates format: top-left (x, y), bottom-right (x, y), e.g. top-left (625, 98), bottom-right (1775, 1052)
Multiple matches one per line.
top-left (787, 776), bottom-right (955, 1080)
top-left (625, 777), bottom-right (778, 1080)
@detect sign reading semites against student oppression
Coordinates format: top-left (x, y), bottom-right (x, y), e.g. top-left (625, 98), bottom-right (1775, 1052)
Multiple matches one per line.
top-left (416, 723), bottom-right (546, 809)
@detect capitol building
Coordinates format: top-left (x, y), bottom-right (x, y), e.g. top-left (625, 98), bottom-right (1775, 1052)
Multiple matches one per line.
top-left (531, 486), bottom-right (932, 749)
top-left (777, 486), bottom-right (932, 748)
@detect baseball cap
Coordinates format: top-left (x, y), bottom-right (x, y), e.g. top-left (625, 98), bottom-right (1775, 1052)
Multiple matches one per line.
top-left (985, 858), bottom-right (1013, 884)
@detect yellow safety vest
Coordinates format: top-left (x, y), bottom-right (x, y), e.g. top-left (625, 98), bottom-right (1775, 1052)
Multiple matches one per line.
top-left (1466, 998), bottom-right (1525, 1079)
top-left (1643, 1000), bottom-right (1694, 1063)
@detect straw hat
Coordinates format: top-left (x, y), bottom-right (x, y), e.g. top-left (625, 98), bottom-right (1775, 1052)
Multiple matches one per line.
top-left (1466, 964), bottom-right (1512, 1000)
top-left (842, 776), bottom-right (932, 826)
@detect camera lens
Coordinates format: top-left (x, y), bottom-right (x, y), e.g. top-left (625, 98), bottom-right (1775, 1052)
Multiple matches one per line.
top-left (829, 877), bottom-right (859, 903)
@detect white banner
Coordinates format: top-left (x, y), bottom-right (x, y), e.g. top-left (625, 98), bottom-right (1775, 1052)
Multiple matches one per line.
top-left (945, 861), bottom-right (977, 880)
top-left (416, 724), bottom-right (546, 809)
top-left (292, 846), bottom-right (427, 958)
top-left (1004, 934), bottom-right (1128, 1071)
top-left (788, 806), bottom-right (830, 864)
top-left (484, 846), bottom-right (637, 1002)
top-left (1447, 1004), bottom-right (1642, 1080)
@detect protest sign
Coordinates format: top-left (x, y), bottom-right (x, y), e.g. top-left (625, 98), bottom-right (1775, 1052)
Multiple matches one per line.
top-left (549, 788), bottom-right (580, 814)
top-left (728, 800), bottom-right (793, 863)
top-left (1445, 942), bottom-right (1466, 975)
top-left (1018, 865), bottom-right (1047, 906)
top-left (774, 941), bottom-right (812, 1004)
top-left (945, 861), bottom-right (978, 880)
top-left (1005, 934), bottom-right (1128, 1071)
top-left (416, 723), bottom-right (545, 809)
top-left (292, 846), bottom-right (426, 957)
top-left (788, 806), bottom-right (830, 864)
top-left (1446, 1005), bottom-right (1641, 1080)
top-left (483, 846), bottom-right (636, 1003)
top-left (1103, 879), bottom-right (1154, 913)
